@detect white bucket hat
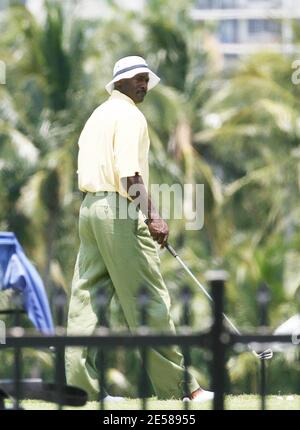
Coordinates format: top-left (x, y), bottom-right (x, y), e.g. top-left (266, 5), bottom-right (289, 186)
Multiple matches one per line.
top-left (105, 56), bottom-right (160, 95)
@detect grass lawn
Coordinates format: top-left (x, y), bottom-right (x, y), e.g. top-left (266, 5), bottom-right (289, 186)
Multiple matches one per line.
top-left (6, 395), bottom-right (300, 410)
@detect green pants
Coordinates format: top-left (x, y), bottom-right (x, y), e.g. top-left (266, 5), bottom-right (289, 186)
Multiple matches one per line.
top-left (65, 191), bottom-right (199, 400)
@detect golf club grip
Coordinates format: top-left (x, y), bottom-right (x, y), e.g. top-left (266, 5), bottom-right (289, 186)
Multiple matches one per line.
top-left (165, 243), bottom-right (178, 258)
top-left (144, 219), bottom-right (177, 257)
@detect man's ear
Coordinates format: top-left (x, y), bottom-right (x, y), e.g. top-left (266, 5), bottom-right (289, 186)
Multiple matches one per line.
top-left (114, 80), bottom-right (123, 91)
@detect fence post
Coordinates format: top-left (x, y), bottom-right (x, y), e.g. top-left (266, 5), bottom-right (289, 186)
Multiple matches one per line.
top-left (181, 285), bottom-right (193, 410)
top-left (12, 291), bottom-right (23, 410)
top-left (96, 287), bottom-right (109, 410)
top-left (138, 286), bottom-right (150, 410)
top-left (53, 288), bottom-right (67, 410)
top-left (206, 270), bottom-right (228, 411)
top-left (256, 283), bottom-right (271, 411)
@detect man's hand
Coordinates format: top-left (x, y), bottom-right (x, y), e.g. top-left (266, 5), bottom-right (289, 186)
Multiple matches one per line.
top-left (147, 218), bottom-right (169, 248)
top-left (122, 174), bottom-right (170, 248)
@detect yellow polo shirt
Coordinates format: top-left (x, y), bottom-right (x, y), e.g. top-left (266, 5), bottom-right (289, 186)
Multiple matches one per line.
top-left (77, 90), bottom-right (150, 197)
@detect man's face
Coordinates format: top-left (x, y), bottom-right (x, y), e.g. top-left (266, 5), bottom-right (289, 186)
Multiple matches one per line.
top-left (115, 73), bottom-right (149, 104)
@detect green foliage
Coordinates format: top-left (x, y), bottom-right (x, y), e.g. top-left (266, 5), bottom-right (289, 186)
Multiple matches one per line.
top-left (4, 395), bottom-right (300, 410)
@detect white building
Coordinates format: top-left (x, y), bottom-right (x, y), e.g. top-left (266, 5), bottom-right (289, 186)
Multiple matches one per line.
top-left (2, 0), bottom-right (300, 57)
top-left (192, 0), bottom-right (300, 56)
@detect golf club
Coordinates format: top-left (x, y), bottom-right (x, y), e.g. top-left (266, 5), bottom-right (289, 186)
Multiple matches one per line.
top-left (165, 242), bottom-right (273, 360)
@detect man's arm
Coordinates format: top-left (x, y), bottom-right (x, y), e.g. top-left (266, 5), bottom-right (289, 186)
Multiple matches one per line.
top-left (121, 173), bottom-right (169, 248)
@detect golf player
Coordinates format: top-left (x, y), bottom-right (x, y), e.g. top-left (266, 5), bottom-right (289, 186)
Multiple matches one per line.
top-left (65, 56), bottom-right (213, 403)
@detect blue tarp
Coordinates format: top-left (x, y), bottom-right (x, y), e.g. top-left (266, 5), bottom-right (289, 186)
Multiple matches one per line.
top-left (0, 232), bottom-right (54, 334)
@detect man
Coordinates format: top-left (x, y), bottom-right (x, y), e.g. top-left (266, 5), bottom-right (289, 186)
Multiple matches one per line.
top-left (66, 56), bottom-right (213, 403)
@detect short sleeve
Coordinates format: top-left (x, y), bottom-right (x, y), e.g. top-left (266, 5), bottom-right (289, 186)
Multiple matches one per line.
top-left (114, 112), bottom-right (145, 179)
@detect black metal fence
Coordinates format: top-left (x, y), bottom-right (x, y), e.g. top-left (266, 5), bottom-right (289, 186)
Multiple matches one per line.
top-left (0, 273), bottom-right (298, 410)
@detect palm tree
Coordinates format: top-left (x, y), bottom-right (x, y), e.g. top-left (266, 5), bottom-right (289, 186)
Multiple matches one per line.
top-left (0, 1), bottom-right (95, 290)
top-left (193, 50), bottom-right (300, 325)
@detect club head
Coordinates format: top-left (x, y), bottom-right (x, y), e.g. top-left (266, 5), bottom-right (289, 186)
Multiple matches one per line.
top-left (252, 348), bottom-right (273, 360)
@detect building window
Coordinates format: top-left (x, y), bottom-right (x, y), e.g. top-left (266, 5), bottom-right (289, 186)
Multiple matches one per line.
top-left (219, 19), bottom-right (238, 42)
top-left (196, 0), bottom-right (237, 9)
top-left (196, 0), bottom-right (283, 9)
top-left (245, 0), bottom-right (282, 8)
top-left (248, 19), bottom-right (281, 34)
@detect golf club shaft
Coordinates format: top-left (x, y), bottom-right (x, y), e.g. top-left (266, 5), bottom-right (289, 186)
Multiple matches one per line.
top-left (165, 243), bottom-right (270, 358)
top-left (144, 219), bottom-right (264, 355)
top-left (165, 244), bottom-right (242, 336)
top-left (145, 219), bottom-right (270, 358)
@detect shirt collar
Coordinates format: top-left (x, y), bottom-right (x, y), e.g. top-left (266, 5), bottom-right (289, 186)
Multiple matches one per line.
top-left (109, 89), bottom-right (136, 106)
